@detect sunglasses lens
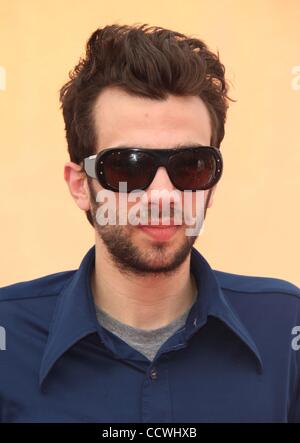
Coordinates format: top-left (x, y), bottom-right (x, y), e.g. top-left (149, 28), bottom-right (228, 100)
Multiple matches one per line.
top-left (168, 149), bottom-right (219, 190)
top-left (101, 150), bottom-right (155, 191)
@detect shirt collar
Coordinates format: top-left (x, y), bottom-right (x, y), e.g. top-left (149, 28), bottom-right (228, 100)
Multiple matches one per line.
top-left (39, 245), bottom-right (263, 388)
top-left (187, 247), bottom-right (263, 372)
top-left (39, 245), bottom-right (99, 388)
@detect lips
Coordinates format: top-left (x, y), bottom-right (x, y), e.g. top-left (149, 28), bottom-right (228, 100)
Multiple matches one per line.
top-left (137, 223), bottom-right (180, 241)
top-left (139, 219), bottom-right (180, 227)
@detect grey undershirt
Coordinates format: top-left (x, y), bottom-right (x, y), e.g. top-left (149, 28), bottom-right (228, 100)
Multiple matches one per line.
top-left (95, 302), bottom-right (194, 361)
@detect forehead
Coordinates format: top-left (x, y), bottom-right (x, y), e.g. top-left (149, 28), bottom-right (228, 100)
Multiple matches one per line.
top-left (92, 86), bottom-right (212, 149)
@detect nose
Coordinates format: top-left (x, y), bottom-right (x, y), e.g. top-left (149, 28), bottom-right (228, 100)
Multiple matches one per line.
top-left (143, 167), bottom-right (180, 216)
top-left (147, 166), bottom-right (176, 192)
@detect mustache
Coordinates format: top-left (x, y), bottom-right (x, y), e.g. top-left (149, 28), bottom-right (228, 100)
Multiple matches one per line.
top-left (138, 205), bottom-right (182, 220)
top-left (95, 201), bottom-right (185, 223)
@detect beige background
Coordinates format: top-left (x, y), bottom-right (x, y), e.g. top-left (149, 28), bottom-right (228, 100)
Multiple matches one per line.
top-left (0, 0), bottom-right (299, 286)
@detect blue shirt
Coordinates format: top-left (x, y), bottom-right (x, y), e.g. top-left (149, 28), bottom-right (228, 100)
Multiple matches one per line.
top-left (0, 245), bottom-right (300, 423)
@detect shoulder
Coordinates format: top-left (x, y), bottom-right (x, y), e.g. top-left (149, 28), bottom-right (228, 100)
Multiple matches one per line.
top-left (214, 270), bottom-right (300, 335)
top-left (214, 270), bottom-right (300, 298)
top-left (0, 270), bottom-right (76, 342)
top-left (214, 270), bottom-right (300, 323)
top-left (0, 270), bottom-right (76, 304)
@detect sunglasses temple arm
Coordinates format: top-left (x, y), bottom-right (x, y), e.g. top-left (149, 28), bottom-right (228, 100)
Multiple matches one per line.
top-left (83, 156), bottom-right (97, 179)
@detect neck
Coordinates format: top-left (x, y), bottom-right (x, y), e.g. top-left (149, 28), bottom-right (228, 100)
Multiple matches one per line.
top-left (91, 241), bottom-right (198, 330)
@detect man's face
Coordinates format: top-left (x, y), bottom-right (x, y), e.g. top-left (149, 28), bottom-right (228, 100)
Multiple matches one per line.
top-left (88, 86), bottom-right (215, 276)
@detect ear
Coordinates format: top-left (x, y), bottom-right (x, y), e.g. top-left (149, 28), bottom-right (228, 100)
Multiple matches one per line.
top-left (64, 162), bottom-right (91, 211)
top-left (206, 184), bottom-right (218, 209)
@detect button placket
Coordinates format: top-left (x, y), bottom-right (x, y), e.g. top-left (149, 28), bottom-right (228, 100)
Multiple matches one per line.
top-left (150, 367), bottom-right (158, 380)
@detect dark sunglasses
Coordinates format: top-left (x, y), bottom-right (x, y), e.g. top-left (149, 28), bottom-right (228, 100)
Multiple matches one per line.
top-left (83, 146), bottom-right (223, 192)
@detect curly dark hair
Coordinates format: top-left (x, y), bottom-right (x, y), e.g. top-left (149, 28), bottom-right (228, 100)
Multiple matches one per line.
top-left (59, 23), bottom-right (231, 226)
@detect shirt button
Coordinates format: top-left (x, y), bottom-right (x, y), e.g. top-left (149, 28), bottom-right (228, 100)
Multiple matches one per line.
top-left (150, 367), bottom-right (158, 380)
top-left (193, 317), bottom-right (198, 327)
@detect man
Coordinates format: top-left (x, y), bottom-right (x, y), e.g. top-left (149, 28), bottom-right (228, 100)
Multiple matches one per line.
top-left (0, 23), bottom-right (299, 423)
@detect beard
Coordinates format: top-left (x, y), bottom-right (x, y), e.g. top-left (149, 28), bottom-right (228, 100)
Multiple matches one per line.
top-left (87, 179), bottom-right (203, 277)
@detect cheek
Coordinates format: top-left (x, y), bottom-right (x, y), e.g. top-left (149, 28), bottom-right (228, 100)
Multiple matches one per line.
top-left (87, 179), bottom-right (101, 201)
top-left (194, 191), bottom-right (207, 215)
top-left (204, 190), bottom-right (210, 208)
top-left (179, 191), bottom-right (207, 221)
top-left (114, 195), bottom-right (143, 226)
